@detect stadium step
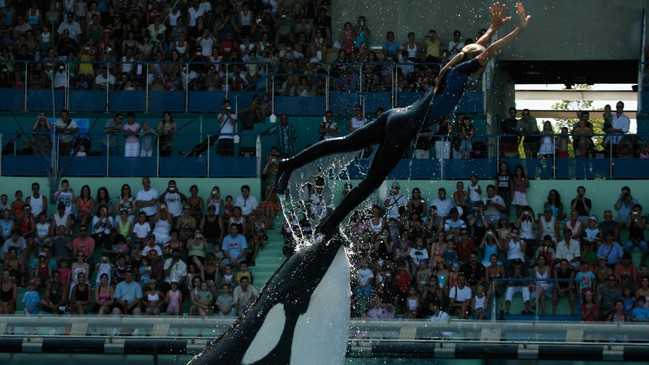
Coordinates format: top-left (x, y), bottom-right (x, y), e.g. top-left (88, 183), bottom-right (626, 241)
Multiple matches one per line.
top-left (251, 216), bottom-right (286, 289)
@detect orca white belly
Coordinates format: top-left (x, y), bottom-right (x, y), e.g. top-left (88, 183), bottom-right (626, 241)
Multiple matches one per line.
top-left (290, 246), bottom-right (351, 365)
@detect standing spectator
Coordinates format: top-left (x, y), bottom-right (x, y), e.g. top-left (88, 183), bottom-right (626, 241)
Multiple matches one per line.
top-left (104, 113), bottom-right (124, 155)
top-left (448, 30), bottom-right (464, 56)
top-left (216, 100), bottom-right (237, 155)
top-left (495, 161), bottom-right (513, 210)
top-left (319, 110), bottom-right (338, 140)
top-left (161, 180), bottom-right (186, 219)
top-left (32, 114), bottom-right (51, 157)
top-left (424, 29), bottom-right (441, 62)
top-left (384, 182), bottom-right (408, 220)
top-left (625, 204), bottom-right (647, 253)
top-left (276, 114), bottom-right (296, 157)
top-left (570, 186), bottom-right (592, 223)
top-left (349, 105), bottom-right (366, 133)
top-left (518, 109), bottom-right (539, 158)
top-left (113, 271), bottom-right (143, 315)
top-left (235, 185), bottom-right (258, 217)
top-left (158, 112), bottom-right (176, 156)
top-left (122, 112), bottom-right (141, 157)
top-left (26, 182), bottom-right (47, 218)
top-left (55, 109), bottom-right (78, 156)
top-left (511, 166), bottom-right (529, 216)
top-left (383, 31), bottom-right (400, 58)
top-left (500, 107), bottom-right (519, 158)
top-left (607, 101), bottom-right (630, 155)
top-left (135, 177), bottom-right (159, 219)
top-left (614, 186), bottom-right (638, 228)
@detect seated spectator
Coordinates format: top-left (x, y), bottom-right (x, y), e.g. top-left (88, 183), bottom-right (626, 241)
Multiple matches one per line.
top-left (631, 296), bottom-right (649, 321)
top-left (614, 253), bottom-right (638, 288)
top-left (574, 261), bottom-right (596, 294)
top-left (431, 188), bottom-right (454, 219)
top-left (143, 282), bottom-right (164, 315)
top-left (484, 185), bottom-right (506, 225)
top-left (70, 272), bottom-right (90, 314)
top-left (552, 259), bottom-right (576, 316)
top-left (608, 299), bottom-right (628, 322)
top-left (95, 273), bottom-right (113, 315)
top-left (598, 274), bottom-right (623, 317)
top-left (504, 260), bottom-right (531, 315)
top-left (113, 271), bottom-right (143, 315)
top-left (599, 210), bottom-right (619, 241)
top-left (166, 281), bottom-right (183, 315)
top-left (163, 250), bottom-right (188, 288)
top-left (215, 283), bottom-right (234, 317)
top-left (581, 289), bottom-right (600, 322)
top-left (533, 255), bottom-right (553, 315)
top-left (233, 277), bottom-right (258, 314)
top-left (190, 281), bottom-right (213, 318)
top-left (448, 274), bottom-right (472, 318)
top-left (22, 279), bottom-right (40, 315)
top-left (444, 208), bottom-right (466, 233)
top-left (222, 224), bottom-right (248, 266)
top-left (42, 272), bottom-right (67, 314)
top-left (0, 270), bottom-right (16, 314)
top-left (597, 233), bottom-right (624, 267)
top-left (555, 229), bottom-right (581, 266)
top-left (235, 185), bottom-right (258, 218)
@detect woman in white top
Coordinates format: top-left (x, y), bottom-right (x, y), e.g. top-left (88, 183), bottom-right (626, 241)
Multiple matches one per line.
top-left (153, 206), bottom-right (173, 245)
top-left (506, 228), bottom-right (526, 263)
top-left (533, 255), bottom-right (552, 315)
top-left (207, 186), bottom-right (223, 216)
top-left (35, 213), bottom-right (51, 243)
top-left (91, 205), bottom-right (114, 248)
top-left (538, 209), bottom-right (559, 242)
top-left (518, 210), bottom-right (536, 258)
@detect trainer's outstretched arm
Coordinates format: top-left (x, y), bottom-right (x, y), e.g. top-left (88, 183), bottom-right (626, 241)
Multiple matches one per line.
top-left (477, 2), bottom-right (531, 65)
top-left (476, 2), bottom-right (512, 47)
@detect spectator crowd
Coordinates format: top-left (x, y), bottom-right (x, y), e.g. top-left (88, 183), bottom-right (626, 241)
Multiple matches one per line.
top-left (284, 171), bottom-right (649, 322)
top-left (0, 177), bottom-right (279, 317)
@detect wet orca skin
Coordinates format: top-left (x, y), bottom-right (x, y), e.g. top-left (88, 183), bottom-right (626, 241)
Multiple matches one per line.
top-left (186, 235), bottom-right (346, 365)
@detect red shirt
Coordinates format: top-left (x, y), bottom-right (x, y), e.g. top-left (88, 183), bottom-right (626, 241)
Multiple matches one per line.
top-left (72, 236), bottom-right (96, 259)
top-left (395, 270), bottom-right (412, 294)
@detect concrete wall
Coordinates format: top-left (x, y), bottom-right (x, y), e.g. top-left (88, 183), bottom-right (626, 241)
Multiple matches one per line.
top-left (333, 0), bottom-right (648, 61)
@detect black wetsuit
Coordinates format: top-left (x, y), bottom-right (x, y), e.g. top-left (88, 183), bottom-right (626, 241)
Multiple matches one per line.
top-left (278, 58), bottom-right (482, 237)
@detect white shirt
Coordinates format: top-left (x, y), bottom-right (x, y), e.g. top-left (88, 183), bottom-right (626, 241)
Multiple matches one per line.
top-left (163, 258), bottom-right (187, 283)
top-left (610, 113), bottom-right (630, 144)
top-left (449, 285), bottom-right (472, 303)
top-left (385, 194), bottom-right (407, 220)
top-left (199, 36), bottom-right (214, 56)
top-left (162, 191), bottom-right (183, 217)
top-left (168, 10), bottom-right (181, 27)
top-left (235, 194), bottom-right (258, 216)
top-left (350, 117), bottom-right (366, 131)
top-left (91, 216), bottom-right (114, 235)
top-left (53, 70), bottom-right (67, 88)
top-left (28, 195), bottom-right (44, 217)
top-left (430, 311), bottom-right (450, 322)
top-left (431, 198), bottom-right (454, 218)
top-left (95, 73), bottom-right (116, 87)
top-left (57, 20), bottom-right (82, 39)
top-left (133, 221), bottom-right (151, 239)
top-left (136, 188), bottom-right (159, 216)
top-left (556, 239), bottom-right (581, 262)
top-left (507, 240), bottom-right (525, 261)
top-left (141, 245), bottom-right (163, 257)
top-left (444, 218), bottom-right (466, 232)
top-left (217, 112), bottom-right (237, 140)
top-left (538, 135), bottom-right (555, 155)
top-left (468, 183), bottom-right (481, 203)
top-left (409, 248), bottom-right (429, 265)
top-left (187, 6), bottom-right (203, 27)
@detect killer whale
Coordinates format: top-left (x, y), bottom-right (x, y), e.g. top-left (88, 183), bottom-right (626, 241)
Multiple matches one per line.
top-left (186, 233), bottom-right (350, 365)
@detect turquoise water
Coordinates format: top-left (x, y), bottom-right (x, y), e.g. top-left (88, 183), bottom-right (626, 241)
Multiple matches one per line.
top-left (0, 354), bottom-right (644, 365)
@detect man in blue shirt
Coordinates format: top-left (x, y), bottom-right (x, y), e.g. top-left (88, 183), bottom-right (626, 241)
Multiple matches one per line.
top-left (222, 224), bottom-right (248, 266)
top-left (383, 31), bottom-right (399, 58)
top-left (22, 280), bottom-right (40, 315)
top-left (631, 297), bottom-right (649, 321)
top-left (597, 233), bottom-right (624, 266)
top-left (113, 271), bottom-right (143, 315)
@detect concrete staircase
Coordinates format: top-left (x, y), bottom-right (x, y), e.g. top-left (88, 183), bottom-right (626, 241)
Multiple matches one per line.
top-left (251, 217), bottom-right (286, 289)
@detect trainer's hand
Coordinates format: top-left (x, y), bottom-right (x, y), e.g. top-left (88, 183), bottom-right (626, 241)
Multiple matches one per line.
top-left (516, 2), bottom-right (531, 28)
top-left (489, 2), bottom-right (511, 30)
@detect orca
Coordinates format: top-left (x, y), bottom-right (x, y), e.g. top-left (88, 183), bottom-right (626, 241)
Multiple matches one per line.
top-left (187, 234), bottom-right (350, 365)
